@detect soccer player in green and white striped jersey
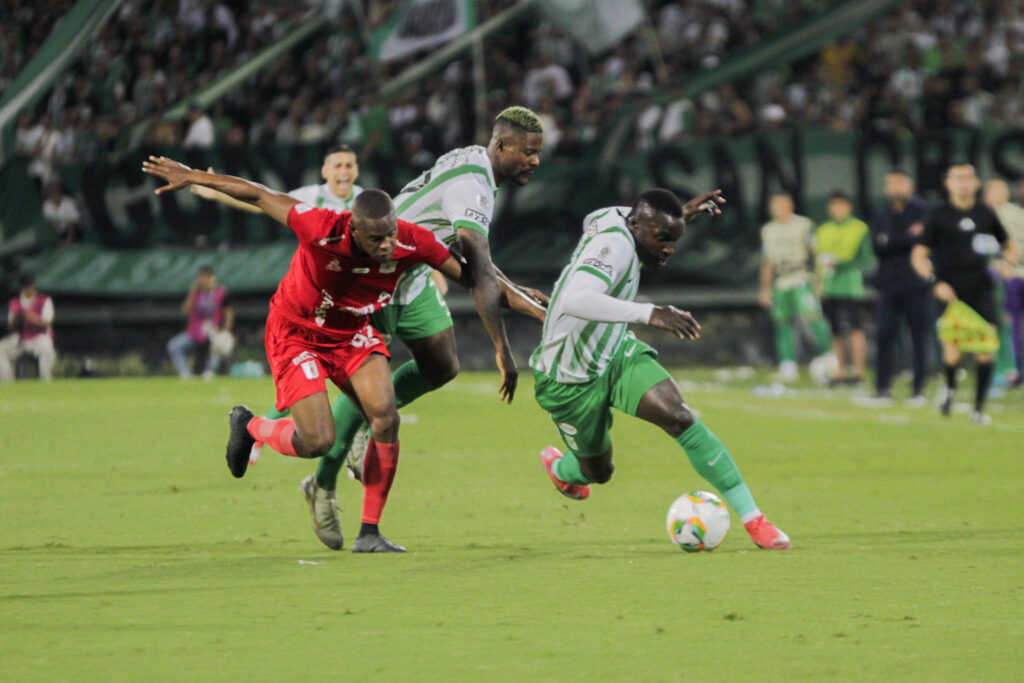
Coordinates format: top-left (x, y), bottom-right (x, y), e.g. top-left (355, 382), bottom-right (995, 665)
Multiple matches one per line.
top-left (532, 188), bottom-right (790, 550)
top-left (299, 107), bottom-right (547, 550)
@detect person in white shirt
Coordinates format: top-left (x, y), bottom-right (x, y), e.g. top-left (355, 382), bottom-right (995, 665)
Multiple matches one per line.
top-left (182, 106), bottom-right (215, 149)
top-left (42, 181), bottom-right (81, 245)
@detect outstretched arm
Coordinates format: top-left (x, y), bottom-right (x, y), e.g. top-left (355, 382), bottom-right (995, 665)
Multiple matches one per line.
top-left (190, 167), bottom-right (263, 214)
top-left (561, 271), bottom-right (700, 340)
top-left (458, 227), bottom-right (517, 403)
top-left (142, 156), bottom-right (297, 226)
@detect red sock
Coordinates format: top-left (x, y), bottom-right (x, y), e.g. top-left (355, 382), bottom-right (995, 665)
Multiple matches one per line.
top-left (361, 439), bottom-right (399, 524)
top-left (246, 416), bottom-right (298, 457)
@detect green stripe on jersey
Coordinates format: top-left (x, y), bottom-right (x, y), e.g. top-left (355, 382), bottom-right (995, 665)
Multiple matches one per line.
top-left (395, 165), bottom-right (491, 215)
top-left (577, 265), bottom-right (613, 286)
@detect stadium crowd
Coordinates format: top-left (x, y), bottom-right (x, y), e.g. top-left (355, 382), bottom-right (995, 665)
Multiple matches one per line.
top-left (8, 0), bottom-right (1024, 182)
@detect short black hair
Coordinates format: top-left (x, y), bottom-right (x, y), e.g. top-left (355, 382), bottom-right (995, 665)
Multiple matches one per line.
top-left (198, 264), bottom-right (214, 274)
top-left (828, 189), bottom-right (852, 202)
top-left (887, 167), bottom-right (911, 177)
top-left (631, 188), bottom-right (683, 219)
top-left (324, 144), bottom-right (357, 160)
top-left (18, 272), bottom-right (35, 288)
top-left (351, 188), bottom-right (394, 219)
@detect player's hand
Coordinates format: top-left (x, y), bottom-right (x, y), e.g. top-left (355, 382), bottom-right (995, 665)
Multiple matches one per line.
top-left (649, 305), bottom-right (701, 340)
top-left (683, 190), bottom-right (726, 222)
top-left (758, 288), bottom-right (772, 309)
top-left (495, 346), bottom-right (518, 403)
top-left (190, 167), bottom-right (219, 199)
top-left (142, 156), bottom-right (195, 194)
top-left (934, 281), bottom-right (957, 303)
top-left (522, 287), bottom-right (549, 308)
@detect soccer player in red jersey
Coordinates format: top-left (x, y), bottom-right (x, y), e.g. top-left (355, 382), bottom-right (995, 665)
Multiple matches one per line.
top-left (142, 156), bottom-right (476, 552)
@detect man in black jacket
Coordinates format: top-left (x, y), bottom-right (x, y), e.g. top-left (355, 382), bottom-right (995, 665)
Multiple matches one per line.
top-left (870, 169), bottom-right (932, 403)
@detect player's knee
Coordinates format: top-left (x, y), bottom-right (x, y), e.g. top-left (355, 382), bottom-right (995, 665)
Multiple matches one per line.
top-left (665, 404), bottom-right (696, 438)
top-left (580, 458), bottom-right (614, 484)
top-left (424, 356), bottom-right (459, 387)
top-left (301, 431), bottom-right (334, 459)
top-left (368, 410), bottom-right (400, 442)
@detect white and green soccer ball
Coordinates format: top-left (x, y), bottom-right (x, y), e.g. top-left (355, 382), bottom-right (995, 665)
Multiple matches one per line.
top-left (666, 491), bottom-right (730, 552)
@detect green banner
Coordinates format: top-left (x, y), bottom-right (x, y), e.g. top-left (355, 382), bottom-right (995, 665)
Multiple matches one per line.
top-left (18, 125), bottom-right (1024, 295)
top-left (33, 242), bottom-right (296, 296)
top-left (0, 0), bottom-right (124, 163)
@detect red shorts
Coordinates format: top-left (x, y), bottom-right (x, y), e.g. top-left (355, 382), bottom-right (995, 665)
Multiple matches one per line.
top-left (264, 312), bottom-right (389, 412)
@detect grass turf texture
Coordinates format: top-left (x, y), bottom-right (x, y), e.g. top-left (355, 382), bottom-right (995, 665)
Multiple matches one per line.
top-left (1, 372), bottom-right (1022, 681)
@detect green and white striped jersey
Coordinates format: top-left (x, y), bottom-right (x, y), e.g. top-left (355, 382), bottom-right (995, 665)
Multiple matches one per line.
top-left (531, 207), bottom-right (642, 384)
top-left (391, 146), bottom-right (498, 304)
top-left (289, 183), bottom-right (363, 212)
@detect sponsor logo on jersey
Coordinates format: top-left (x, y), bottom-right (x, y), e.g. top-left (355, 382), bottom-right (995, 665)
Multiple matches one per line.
top-left (958, 217), bottom-right (976, 232)
top-left (291, 350), bottom-right (318, 366)
top-left (557, 422), bottom-right (577, 435)
top-left (352, 267), bottom-right (370, 274)
top-left (582, 257), bottom-right (613, 275)
top-left (972, 233), bottom-right (1000, 255)
top-left (464, 208), bottom-right (489, 226)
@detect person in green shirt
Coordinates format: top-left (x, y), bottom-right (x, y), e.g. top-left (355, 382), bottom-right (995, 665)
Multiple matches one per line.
top-left (815, 190), bottom-right (873, 385)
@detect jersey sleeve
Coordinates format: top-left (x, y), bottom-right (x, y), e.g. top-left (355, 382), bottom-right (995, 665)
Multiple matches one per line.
top-left (403, 220), bottom-right (452, 269)
top-left (568, 231), bottom-right (635, 292)
top-left (920, 211), bottom-right (940, 250)
top-left (287, 204), bottom-right (345, 243)
top-left (442, 175), bottom-right (494, 237)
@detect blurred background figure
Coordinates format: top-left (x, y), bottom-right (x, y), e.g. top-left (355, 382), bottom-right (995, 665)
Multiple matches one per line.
top-left (815, 190), bottom-right (872, 386)
top-left (168, 265), bottom-right (234, 379)
top-left (41, 179), bottom-right (81, 246)
top-left (0, 273), bottom-right (57, 381)
top-left (870, 169), bottom-right (932, 403)
top-left (759, 193), bottom-right (833, 382)
top-left (983, 178), bottom-right (1024, 387)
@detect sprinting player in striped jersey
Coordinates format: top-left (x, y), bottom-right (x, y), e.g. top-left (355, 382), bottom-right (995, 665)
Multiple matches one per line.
top-left (532, 188), bottom-right (790, 550)
top-left (299, 107), bottom-right (548, 550)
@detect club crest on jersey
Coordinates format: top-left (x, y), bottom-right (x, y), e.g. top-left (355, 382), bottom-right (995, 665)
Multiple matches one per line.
top-left (326, 259), bottom-right (344, 272)
top-left (475, 193), bottom-right (491, 209)
top-left (380, 261), bottom-right (397, 273)
top-left (958, 217), bottom-right (976, 232)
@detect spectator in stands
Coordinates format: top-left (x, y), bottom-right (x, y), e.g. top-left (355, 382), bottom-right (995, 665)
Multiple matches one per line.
top-left (983, 178), bottom-right (1024, 386)
top-left (168, 265), bottom-right (234, 380)
top-left (41, 180), bottom-right (81, 246)
top-left (870, 169), bottom-right (932, 403)
top-left (0, 273), bottom-right (57, 382)
top-left (815, 190), bottom-right (872, 386)
top-left (182, 105), bottom-right (215, 149)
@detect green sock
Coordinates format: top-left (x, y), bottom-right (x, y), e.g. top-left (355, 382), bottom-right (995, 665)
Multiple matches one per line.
top-left (315, 395), bottom-right (365, 489)
top-left (809, 317), bottom-right (832, 354)
top-left (676, 420), bottom-right (757, 518)
top-left (264, 406), bottom-right (289, 419)
top-left (553, 450), bottom-right (592, 485)
top-left (315, 361), bottom-right (440, 489)
top-left (392, 360), bottom-right (437, 409)
top-left (775, 324), bottom-right (796, 364)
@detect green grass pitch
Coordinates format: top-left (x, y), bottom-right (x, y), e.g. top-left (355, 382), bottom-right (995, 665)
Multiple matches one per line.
top-left (2, 372), bottom-right (1022, 681)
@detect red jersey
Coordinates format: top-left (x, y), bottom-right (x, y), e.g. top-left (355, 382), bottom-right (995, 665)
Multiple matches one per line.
top-left (270, 203), bottom-right (451, 339)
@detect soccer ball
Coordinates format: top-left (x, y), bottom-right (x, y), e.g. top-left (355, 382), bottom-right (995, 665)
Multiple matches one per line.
top-left (666, 491), bottom-right (730, 552)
